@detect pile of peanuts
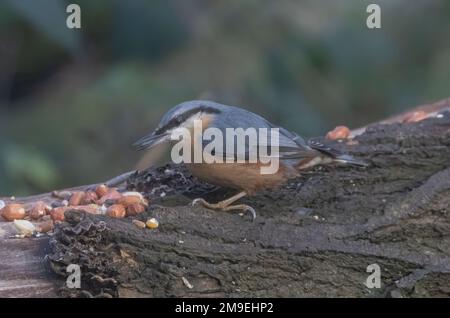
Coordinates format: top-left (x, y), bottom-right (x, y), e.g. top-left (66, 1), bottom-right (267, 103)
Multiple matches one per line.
top-left (0, 184), bottom-right (158, 236)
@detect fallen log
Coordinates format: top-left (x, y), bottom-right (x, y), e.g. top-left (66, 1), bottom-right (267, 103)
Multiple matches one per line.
top-left (1, 100), bottom-right (450, 297)
top-left (50, 111), bottom-right (450, 297)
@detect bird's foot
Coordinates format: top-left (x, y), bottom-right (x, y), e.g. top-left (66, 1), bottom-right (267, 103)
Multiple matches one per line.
top-left (192, 198), bottom-right (256, 221)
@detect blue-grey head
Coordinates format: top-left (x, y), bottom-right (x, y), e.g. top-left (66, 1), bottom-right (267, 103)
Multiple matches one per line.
top-left (134, 100), bottom-right (224, 150)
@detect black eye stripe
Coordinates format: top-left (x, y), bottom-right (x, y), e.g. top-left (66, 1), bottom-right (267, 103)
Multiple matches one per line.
top-left (156, 105), bottom-right (220, 134)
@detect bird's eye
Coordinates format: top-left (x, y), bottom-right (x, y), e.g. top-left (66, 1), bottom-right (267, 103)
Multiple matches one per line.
top-left (174, 116), bottom-right (182, 125)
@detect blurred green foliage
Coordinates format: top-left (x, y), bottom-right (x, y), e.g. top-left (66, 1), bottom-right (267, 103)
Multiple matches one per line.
top-left (0, 0), bottom-right (449, 195)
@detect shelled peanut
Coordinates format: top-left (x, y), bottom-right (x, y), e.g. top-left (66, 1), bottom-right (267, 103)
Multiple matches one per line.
top-left (106, 204), bottom-right (126, 218)
top-left (29, 201), bottom-right (52, 220)
top-left (326, 125), bottom-right (351, 140)
top-left (1, 203), bottom-right (26, 221)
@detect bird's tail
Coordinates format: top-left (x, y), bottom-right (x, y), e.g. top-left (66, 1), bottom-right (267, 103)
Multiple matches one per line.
top-left (307, 139), bottom-right (369, 167)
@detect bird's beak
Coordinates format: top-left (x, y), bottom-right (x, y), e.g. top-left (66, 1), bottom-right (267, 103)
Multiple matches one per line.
top-left (133, 132), bottom-right (170, 151)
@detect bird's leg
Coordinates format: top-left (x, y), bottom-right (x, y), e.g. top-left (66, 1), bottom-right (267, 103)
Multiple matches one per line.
top-left (192, 191), bottom-right (256, 221)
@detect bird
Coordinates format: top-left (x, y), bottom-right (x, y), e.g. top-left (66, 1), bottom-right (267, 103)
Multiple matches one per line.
top-left (134, 100), bottom-right (367, 220)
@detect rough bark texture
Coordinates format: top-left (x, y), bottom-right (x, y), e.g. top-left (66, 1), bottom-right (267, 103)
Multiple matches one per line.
top-left (46, 112), bottom-right (450, 298)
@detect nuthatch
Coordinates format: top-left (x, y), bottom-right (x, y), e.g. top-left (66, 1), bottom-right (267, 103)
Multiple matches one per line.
top-left (134, 100), bottom-right (367, 220)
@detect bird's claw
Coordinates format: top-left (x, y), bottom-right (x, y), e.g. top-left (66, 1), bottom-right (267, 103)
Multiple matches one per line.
top-left (191, 198), bottom-right (206, 207)
top-left (243, 205), bottom-right (256, 221)
top-left (191, 198), bottom-right (256, 221)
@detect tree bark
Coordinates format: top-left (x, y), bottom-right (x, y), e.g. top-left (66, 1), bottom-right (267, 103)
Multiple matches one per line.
top-left (44, 109), bottom-right (450, 298)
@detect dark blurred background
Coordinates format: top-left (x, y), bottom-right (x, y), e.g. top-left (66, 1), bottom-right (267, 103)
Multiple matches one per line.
top-left (0, 0), bottom-right (449, 196)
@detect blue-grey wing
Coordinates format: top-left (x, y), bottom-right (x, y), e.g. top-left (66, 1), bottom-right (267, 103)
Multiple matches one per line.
top-left (203, 108), bottom-right (315, 160)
